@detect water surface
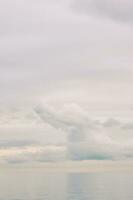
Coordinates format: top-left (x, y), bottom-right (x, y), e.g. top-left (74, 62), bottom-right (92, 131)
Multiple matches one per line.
top-left (0, 169), bottom-right (133, 200)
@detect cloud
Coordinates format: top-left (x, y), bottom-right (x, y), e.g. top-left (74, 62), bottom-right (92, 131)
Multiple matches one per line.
top-left (0, 103), bottom-right (133, 163)
top-left (0, 0), bottom-right (133, 163)
top-left (103, 118), bottom-right (121, 127)
top-left (34, 103), bottom-right (133, 161)
top-left (0, 143), bottom-right (66, 164)
top-left (0, 0), bottom-right (133, 108)
top-left (122, 123), bottom-right (133, 130)
top-left (73, 0), bottom-right (133, 24)
top-left (0, 139), bottom-right (38, 148)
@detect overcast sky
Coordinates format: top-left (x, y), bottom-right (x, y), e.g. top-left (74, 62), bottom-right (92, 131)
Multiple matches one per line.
top-left (0, 0), bottom-right (133, 164)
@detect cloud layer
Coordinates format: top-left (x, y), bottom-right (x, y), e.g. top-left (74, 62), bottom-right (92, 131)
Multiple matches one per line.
top-left (0, 103), bottom-right (133, 163)
top-left (73, 0), bottom-right (133, 24)
top-left (34, 103), bottom-right (133, 161)
top-left (0, 0), bottom-right (133, 164)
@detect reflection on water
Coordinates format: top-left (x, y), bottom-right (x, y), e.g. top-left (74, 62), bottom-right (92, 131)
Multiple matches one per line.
top-left (0, 170), bottom-right (133, 200)
top-left (67, 174), bottom-right (89, 200)
top-left (67, 172), bottom-right (133, 200)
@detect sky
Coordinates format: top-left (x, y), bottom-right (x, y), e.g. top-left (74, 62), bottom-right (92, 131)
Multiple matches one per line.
top-left (0, 0), bottom-right (133, 164)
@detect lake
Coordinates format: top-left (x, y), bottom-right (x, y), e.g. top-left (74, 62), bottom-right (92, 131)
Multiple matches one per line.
top-left (0, 169), bottom-right (133, 200)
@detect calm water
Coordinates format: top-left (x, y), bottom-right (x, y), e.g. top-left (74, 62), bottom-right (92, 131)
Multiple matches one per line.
top-left (0, 170), bottom-right (133, 200)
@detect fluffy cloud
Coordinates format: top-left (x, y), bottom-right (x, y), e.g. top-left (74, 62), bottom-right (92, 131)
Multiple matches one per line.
top-left (0, 103), bottom-right (133, 163)
top-left (34, 103), bottom-right (133, 161)
top-left (73, 0), bottom-right (133, 24)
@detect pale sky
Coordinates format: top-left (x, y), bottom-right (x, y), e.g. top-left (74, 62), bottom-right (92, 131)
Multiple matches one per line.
top-left (0, 0), bottom-right (133, 164)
